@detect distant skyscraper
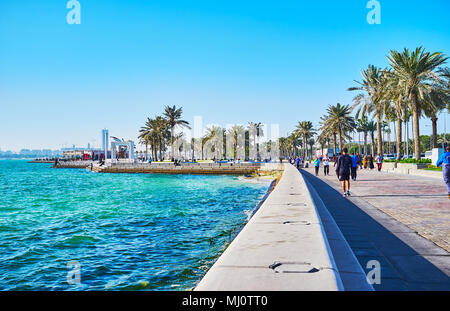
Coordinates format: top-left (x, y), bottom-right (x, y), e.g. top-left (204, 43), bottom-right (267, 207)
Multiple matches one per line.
top-left (102, 129), bottom-right (109, 156)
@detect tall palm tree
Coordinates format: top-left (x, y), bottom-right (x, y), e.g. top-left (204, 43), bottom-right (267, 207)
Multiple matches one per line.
top-left (357, 117), bottom-right (369, 155)
top-left (163, 105), bottom-right (191, 160)
top-left (190, 138), bottom-right (195, 160)
top-left (366, 120), bottom-right (377, 156)
top-left (152, 116), bottom-right (169, 161)
top-left (228, 125), bottom-right (245, 160)
top-left (201, 135), bottom-right (211, 160)
top-left (387, 47), bottom-right (448, 160)
top-left (288, 131), bottom-right (302, 157)
top-left (422, 86), bottom-right (448, 148)
top-left (248, 122), bottom-right (264, 160)
top-left (322, 103), bottom-right (356, 153)
top-left (138, 117), bottom-right (154, 161)
top-left (319, 114), bottom-right (338, 156)
top-left (296, 121), bottom-right (315, 160)
top-left (349, 65), bottom-right (387, 155)
top-left (205, 125), bottom-right (223, 160)
top-left (278, 137), bottom-right (290, 158)
top-left (308, 138), bottom-right (315, 159)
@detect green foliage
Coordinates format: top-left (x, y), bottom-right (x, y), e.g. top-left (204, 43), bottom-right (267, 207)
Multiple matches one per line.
top-left (384, 158), bottom-right (431, 163)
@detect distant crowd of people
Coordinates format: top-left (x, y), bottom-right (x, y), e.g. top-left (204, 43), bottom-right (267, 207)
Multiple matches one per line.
top-left (290, 146), bottom-right (450, 200)
top-left (289, 151), bottom-right (385, 197)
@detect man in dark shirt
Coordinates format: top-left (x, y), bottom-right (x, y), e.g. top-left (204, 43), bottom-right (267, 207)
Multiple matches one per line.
top-left (335, 147), bottom-right (352, 197)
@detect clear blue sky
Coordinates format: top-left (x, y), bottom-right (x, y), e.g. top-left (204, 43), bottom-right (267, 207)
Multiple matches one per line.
top-left (1, 0), bottom-right (449, 151)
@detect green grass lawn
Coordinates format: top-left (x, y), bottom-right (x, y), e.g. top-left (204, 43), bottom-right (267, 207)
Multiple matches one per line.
top-left (423, 167), bottom-right (443, 171)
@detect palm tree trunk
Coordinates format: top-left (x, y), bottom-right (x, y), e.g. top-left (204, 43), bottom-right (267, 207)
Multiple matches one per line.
top-left (159, 137), bottom-right (163, 161)
top-left (411, 92), bottom-right (421, 160)
top-left (233, 135), bottom-right (237, 161)
top-left (358, 132), bottom-right (361, 154)
top-left (371, 132), bottom-right (375, 156)
top-left (387, 122), bottom-right (391, 154)
top-left (145, 143), bottom-right (148, 161)
top-left (431, 116), bottom-right (438, 148)
top-left (376, 112), bottom-right (383, 155)
top-left (396, 116), bottom-right (402, 160)
top-left (171, 128), bottom-right (174, 160)
top-left (364, 132), bottom-right (368, 155)
top-left (333, 133), bottom-right (337, 156)
top-left (338, 128), bottom-right (343, 153)
top-left (303, 136), bottom-right (307, 160)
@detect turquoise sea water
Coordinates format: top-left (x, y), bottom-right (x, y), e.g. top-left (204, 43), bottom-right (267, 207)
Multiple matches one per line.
top-left (0, 160), bottom-right (269, 291)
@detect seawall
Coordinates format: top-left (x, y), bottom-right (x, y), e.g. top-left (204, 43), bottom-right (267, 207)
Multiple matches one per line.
top-left (195, 163), bottom-right (371, 291)
top-left (53, 161), bottom-right (284, 175)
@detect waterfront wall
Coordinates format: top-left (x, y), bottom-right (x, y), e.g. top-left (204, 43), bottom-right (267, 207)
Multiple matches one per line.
top-left (53, 161), bottom-right (284, 175)
top-left (52, 161), bottom-right (94, 169)
top-left (195, 164), bottom-right (345, 291)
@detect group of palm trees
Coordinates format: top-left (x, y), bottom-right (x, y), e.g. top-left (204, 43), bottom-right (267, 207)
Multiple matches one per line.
top-left (138, 105), bottom-right (191, 161)
top-left (280, 47), bottom-right (449, 161)
top-left (139, 106), bottom-right (268, 161)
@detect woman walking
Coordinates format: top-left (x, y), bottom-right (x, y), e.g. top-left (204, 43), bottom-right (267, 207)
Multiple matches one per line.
top-left (314, 157), bottom-right (321, 176)
top-left (376, 153), bottom-right (383, 172)
top-left (368, 154), bottom-right (374, 170)
top-left (323, 157), bottom-right (330, 176)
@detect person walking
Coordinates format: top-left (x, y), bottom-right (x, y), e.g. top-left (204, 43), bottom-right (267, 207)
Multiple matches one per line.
top-left (335, 148), bottom-right (352, 197)
top-left (323, 157), bottom-right (330, 176)
top-left (295, 156), bottom-right (301, 170)
top-left (350, 152), bottom-right (358, 181)
top-left (314, 157), bottom-right (321, 176)
top-left (436, 146), bottom-right (450, 199)
top-left (357, 153), bottom-right (363, 169)
top-left (363, 155), bottom-right (368, 169)
top-left (368, 154), bottom-right (374, 170)
top-left (376, 153), bottom-right (383, 172)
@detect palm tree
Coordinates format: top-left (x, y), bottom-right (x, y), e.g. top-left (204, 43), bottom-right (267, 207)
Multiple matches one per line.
top-left (422, 87), bottom-right (448, 148)
top-left (201, 135), bottom-right (211, 160)
top-left (248, 122), bottom-right (264, 160)
top-left (288, 131), bottom-right (302, 157)
top-left (190, 138), bottom-right (195, 160)
top-left (322, 103), bottom-right (356, 153)
top-left (138, 117), bottom-right (154, 161)
top-left (349, 65), bottom-right (388, 155)
top-left (278, 137), bottom-right (290, 158)
top-left (366, 120), bottom-right (377, 156)
top-left (205, 125), bottom-right (223, 160)
top-left (383, 73), bottom-right (406, 160)
top-left (228, 125), bottom-right (245, 160)
top-left (317, 135), bottom-right (328, 157)
top-left (387, 47), bottom-right (448, 160)
top-left (308, 138), bottom-right (315, 159)
top-left (319, 115), bottom-right (338, 156)
top-left (296, 121), bottom-right (315, 160)
top-left (357, 118), bottom-right (369, 155)
top-left (163, 105), bottom-right (191, 160)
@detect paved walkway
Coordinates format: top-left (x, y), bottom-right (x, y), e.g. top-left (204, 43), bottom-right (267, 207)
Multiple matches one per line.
top-left (301, 166), bottom-right (450, 291)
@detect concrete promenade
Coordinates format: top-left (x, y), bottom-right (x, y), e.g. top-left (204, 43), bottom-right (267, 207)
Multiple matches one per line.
top-left (301, 166), bottom-right (450, 290)
top-left (196, 164), bottom-right (371, 291)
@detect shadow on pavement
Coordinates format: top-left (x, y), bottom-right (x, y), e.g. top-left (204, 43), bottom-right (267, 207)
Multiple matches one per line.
top-left (300, 168), bottom-right (450, 291)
